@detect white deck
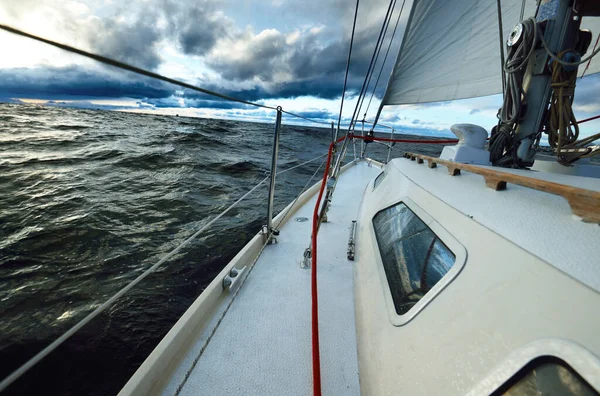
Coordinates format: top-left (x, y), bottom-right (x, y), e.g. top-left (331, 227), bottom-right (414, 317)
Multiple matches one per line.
top-left (390, 158), bottom-right (600, 292)
top-left (165, 161), bottom-right (381, 395)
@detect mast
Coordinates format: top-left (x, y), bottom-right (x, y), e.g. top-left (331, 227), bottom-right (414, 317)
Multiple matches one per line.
top-left (509, 0), bottom-right (587, 166)
top-left (494, 0), bottom-right (599, 167)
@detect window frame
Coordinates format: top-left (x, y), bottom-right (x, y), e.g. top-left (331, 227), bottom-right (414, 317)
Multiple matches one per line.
top-left (466, 339), bottom-right (600, 395)
top-left (373, 170), bottom-right (387, 190)
top-left (370, 197), bottom-right (467, 326)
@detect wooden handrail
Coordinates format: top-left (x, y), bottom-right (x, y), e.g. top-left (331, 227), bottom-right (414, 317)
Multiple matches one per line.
top-left (403, 152), bottom-right (600, 223)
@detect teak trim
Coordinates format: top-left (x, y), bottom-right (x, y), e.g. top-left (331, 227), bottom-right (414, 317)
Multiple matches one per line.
top-left (403, 152), bottom-right (600, 223)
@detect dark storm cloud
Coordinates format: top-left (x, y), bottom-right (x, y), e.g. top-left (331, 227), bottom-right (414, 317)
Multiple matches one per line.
top-left (91, 11), bottom-right (163, 70)
top-left (162, 0), bottom-right (230, 56)
top-left (574, 73), bottom-right (600, 109)
top-left (205, 23), bottom-right (395, 100)
top-left (1, 0), bottom-right (404, 103)
top-left (0, 66), bottom-right (171, 99)
top-left (144, 96), bottom-right (251, 110)
top-left (87, 0), bottom-right (230, 70)
top-left (198, 77), bottom-right (359, 102)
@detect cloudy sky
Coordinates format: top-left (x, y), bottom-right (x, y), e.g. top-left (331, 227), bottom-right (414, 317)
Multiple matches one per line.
top-left (0, 0), bottom-right (599, 139)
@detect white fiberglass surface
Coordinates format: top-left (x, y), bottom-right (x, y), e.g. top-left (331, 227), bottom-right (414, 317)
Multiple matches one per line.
top-left (391, 158), bottom-right (600, 292)
top-left (168, 160), bottom-right (381, 396)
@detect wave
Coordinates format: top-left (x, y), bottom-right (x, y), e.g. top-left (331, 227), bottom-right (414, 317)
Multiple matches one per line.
top-left (219, 160), bottom-right (261, 173)
top-left (172, 131), bottom-right (226, 147)
top-left (53, 124), bottom-right (92, 131)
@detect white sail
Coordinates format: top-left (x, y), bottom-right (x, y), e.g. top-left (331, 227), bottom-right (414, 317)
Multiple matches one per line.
top-left (381, 0), bottom-right (600, 106)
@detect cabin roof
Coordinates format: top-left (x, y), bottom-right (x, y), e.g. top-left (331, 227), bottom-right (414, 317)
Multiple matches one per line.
top-left (390, 157), bottom-right (600, 293)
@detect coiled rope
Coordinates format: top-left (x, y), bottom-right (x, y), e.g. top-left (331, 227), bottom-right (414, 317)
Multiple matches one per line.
top-left (547, 51), bottom-right (579, 150)
top-left (547, 57), bottom-right (600, 161)
top-left (490, 18), bottom-right (538, 166)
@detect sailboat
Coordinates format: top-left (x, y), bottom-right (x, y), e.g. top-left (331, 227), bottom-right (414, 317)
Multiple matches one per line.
top-left (1, 0), bottom-right (600, 394)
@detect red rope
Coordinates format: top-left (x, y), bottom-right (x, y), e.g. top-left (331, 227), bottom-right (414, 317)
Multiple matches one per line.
top-left (310, 136), bottom-right (343, 396)
top-left (309, 134), bottom-right (457, 396)
top-left (578, 114), bottom-right (600, 124)
top-left (349, 134), bottom-right (459, 144)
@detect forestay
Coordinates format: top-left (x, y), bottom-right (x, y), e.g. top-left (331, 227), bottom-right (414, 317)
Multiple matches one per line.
top-left (381, 0), bottom-right (600, 106)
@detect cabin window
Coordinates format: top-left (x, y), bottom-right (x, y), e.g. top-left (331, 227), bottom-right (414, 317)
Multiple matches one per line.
top-left (372, 202), bottom-right (455, 315)
top-left (494, 356), bottom-right (599, 396)
top-left (373, 171), bottom-right (386, 189)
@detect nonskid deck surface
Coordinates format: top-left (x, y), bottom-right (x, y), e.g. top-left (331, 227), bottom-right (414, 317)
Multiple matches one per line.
top-left (166, 161), bottom-right (381, 395)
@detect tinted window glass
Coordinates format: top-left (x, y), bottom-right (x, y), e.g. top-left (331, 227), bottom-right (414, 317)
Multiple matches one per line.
top-left (373, 203), bottom-right (455, 315)
top-left (495, 357), bottom-right (598, 396)
top-left (374, 171), bottom-right (387, 189)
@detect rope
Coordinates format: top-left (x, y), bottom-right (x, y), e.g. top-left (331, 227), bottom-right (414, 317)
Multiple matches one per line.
top-left (547, 51), bottom-right (579, 151)
top-left (546, 55), bottom-right (600, 161)
top-left (309, 132), bottom-right (458, 394)
top-left (349, 134), bottom-right (458, 145)
top-left (336, 0), bottom-right (361, 139)
top-left (0, 24), bottom-right (332, 128)
top-left (490, 18), bottom-right (538, 166)
top-left (540, 25), bottom-right (600, 67)
top-left (0, 151), bottom-right (328, 392)
top-left (364, 0), bottom-right (407, 117)
top-left (310, 139), bottom-right (339, 396)
top-left (578, 114), bottom-right (600, 124)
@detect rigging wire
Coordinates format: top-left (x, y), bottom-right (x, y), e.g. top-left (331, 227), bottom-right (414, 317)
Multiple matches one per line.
top-left (0, 24), bottom-right (332, 128)
top-left (364, 0), bottom-right (407, 118)
top-left (539, 23), bottom-right (600, 67)
top-left (358, 0), bottom-right (398, 121)
top-left (335, 0), bottom-right (361, 140)
top-left (0, 24), bottom-right (275, 111)
top-left (281, 110), bottom-right (331, 126)
top-left (0, 176), bottom-right (270, 393)
top-left (578, 114), bottom-right (600, 124)
top-left (519, 0), bottom-right (526, 21)
top-left (278, 154), bottom-right (328, 176)
top-left (347, 0), bottom-right (397, 132)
